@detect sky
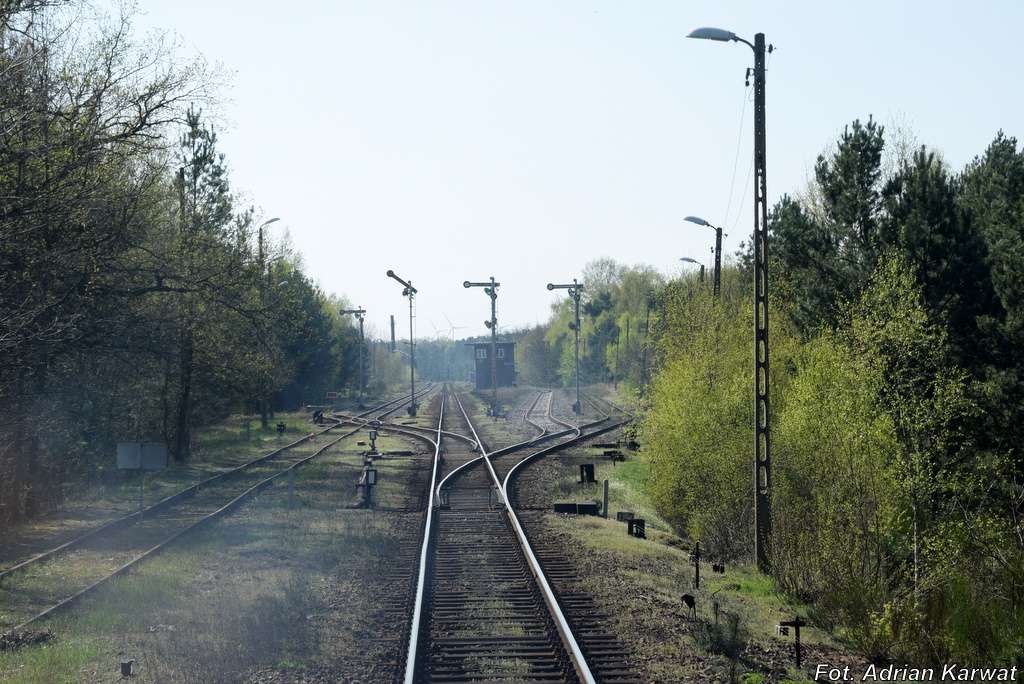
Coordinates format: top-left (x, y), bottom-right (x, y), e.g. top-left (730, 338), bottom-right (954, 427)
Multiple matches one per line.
top-left (116, 0), bottom-right (1023, 339)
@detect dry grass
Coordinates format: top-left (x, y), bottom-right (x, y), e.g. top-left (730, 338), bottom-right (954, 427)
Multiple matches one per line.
top-left (514, 434), bottom-right (859, 683)
top-left (0, 426), bottom-right (430, 683)
top-left (0, 411), bottom-right (319, 571)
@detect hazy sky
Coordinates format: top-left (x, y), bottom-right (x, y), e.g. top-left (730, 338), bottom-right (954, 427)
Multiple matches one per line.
top-left (122, 0), bottom-right (1022, 339)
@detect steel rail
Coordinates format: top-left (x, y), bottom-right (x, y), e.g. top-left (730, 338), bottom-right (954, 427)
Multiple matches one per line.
top-left (433, 394), bottom-right (578, 505)
top-left (448, 390), bottom-right (597, 684)
top-left (333, 411), bottom-right (476, 451)
top-left (3, 422), bottom-right (367, 637)
top-left (0, 386), bottom-right (432, 584)
top-left (522, 390), bottom-right (550, 441)
top-left (545, 389), bottom-right (583, 436)
top-left (401, 386), bottom-right (445, 684)
top-left (581, 390), bottom-right (634, 419)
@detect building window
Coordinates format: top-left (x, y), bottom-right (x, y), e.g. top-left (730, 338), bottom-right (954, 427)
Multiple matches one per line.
top-left (496, 348), bottom-right (505, 359)
top-left (476, 348), bottom-right (487, 359)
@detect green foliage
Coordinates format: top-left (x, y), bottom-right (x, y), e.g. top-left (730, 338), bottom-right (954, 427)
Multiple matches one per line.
top-left (539, 260), bottom-right (664, 390)
top-left (641, 269), bottom-right (799, 558)
top-left (770, 117), bottom-right (887, 330)
top-left (772, 330), bottom-right (897, 641)
top-left (0, 3), bottom-right (369, 524)
top-left (642, 248), bottom-right (1022, 662)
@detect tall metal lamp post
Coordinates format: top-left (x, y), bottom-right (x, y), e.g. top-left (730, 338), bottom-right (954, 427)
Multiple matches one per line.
top-left (547, 279), bottom-right (584, 415)
top-left (463, 277), bottom-right (501, 416)
top-left (688, 25), bottom-right (773, 572)
top-left (684, 216), bottom-right (725, 298)
top-left (680, 256), bottom-right (705, 283)
top-left (340, 307), bottom-right (367, 406)
top-left (386, 270), bottom-right (418, 416)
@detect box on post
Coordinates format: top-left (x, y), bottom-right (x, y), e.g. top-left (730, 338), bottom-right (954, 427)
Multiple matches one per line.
top-left (117, 442), bottom-right (168, 472)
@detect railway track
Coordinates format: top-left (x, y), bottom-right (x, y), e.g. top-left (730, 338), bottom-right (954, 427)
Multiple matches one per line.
top-left (401, 385), bottom-right (635, 683)
top-left (0, 385), bottom-right (436, 637)
top-left (506, 397), bottom-right (639, 683)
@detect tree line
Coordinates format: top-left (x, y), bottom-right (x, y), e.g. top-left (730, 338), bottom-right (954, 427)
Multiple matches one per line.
top-left (643, 119), bottom-right (1024, 663)
top-left (492, 258), bottom-right (665, 391)
top-left (0, 3), bottom-right (386, 526)
top-left (509, 116), bottom-right (1023, 662)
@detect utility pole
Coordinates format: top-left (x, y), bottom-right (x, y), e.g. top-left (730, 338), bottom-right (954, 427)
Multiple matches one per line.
top-left (463, 277), bottom-right (501, 416)
top-left (547, 279), bottom-right (584, 415)
top-left (751, 32), bottom-right (773, 573)
top-left (341, 307), bottom-right (367, 406)
top-left (386, 270), bottom-right (418, 416)
top-left (688, 25), bottom-right (774, 572)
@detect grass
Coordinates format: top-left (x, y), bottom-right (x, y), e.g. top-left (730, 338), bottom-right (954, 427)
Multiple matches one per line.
top-left (0, 410), bottom-right (323, 572)
top-left (513, 418), bottom-right (856, 682)
top-left (0, 417), bottom-right (429, 682)
top-left (0, 638), bottom-right (101, 684)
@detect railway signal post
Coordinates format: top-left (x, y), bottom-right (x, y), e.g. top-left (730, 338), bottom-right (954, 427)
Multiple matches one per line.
top-left (386, 270), bottom-right (418, 416)
top-left (340, 307), bottom-right (367, 406)
top-left (688, 26), bottom-right (774, 572)
top-left (547, 279), bottom-right (584, 415)
top-left (463, 277), bottom-right (501, 416)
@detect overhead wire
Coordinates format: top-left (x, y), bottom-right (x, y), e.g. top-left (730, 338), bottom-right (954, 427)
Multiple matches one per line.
top-left (722, 78), bottom-right (750, 230)
top-left (727, 48), bottom-right (776, 239)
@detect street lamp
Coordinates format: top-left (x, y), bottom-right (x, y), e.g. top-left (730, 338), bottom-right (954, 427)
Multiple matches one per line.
top-left (547, 279), bottom-right (584, 415)
top-left (386, 270), bottom-right (418, 416)
top-left (463, 277), bottom-right (501, 416)
top-left (688, 25), bottom-right (774, 572)
top-left (341, 307), bottom-right (367, 406)
top-left (680, 257), bottom-right (705, 283)
top-left (684, 216), bottom-right (724, 298)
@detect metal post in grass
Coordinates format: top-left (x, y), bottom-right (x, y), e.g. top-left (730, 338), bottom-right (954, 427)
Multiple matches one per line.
top-left (692, 540), bottom-right (701, 589)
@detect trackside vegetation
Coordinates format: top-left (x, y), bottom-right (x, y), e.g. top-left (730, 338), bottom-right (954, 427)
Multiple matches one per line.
top-left (642, 121), bottom-right (1024, 664)
top-left (516, 119), bottom-right (1024, 664)
top-left (0, 2), bottom-right (408, 529)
